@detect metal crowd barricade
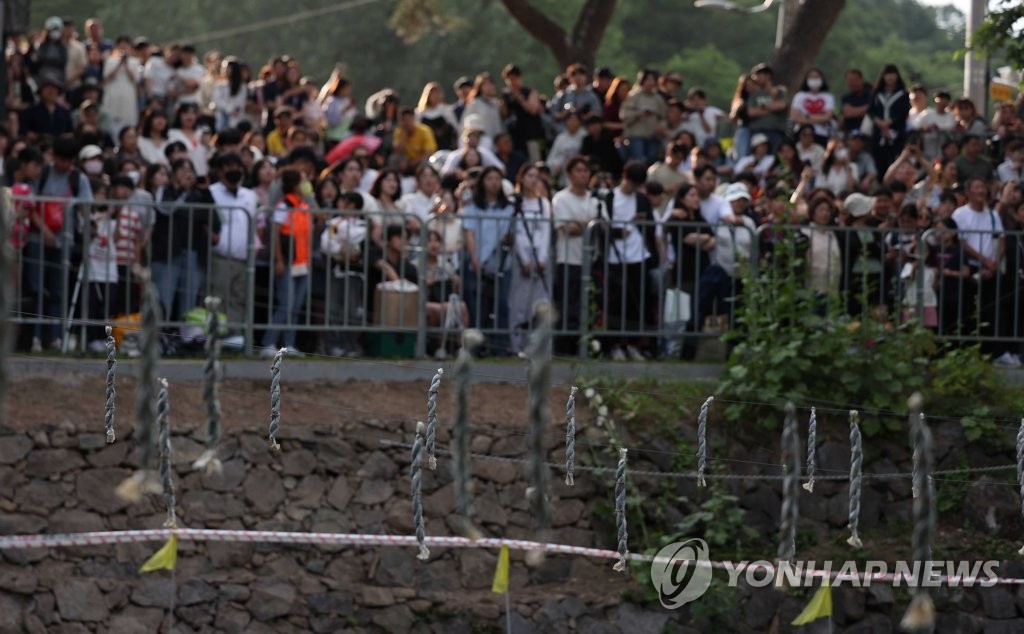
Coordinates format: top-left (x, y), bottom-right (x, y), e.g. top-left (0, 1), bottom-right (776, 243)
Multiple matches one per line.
top-left (10, 194), bottom-right (256, 354)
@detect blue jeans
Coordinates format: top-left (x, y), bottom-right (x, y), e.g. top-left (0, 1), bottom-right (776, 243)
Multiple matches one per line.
top-left (627, 136), bottom-right (661, 165)
top-left (22, 240), bottom-right (65, 343)
top-left (732, 126), bottom-right (751, 161)
top-left (150, 250), bottom-right (203, 321)
top-left (261, 272), bottom-right (309, 349)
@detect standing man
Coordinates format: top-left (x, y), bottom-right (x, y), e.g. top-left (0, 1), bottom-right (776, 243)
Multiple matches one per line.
top-left (209, 153), bottom-right (260, 330)
top-left (840, 69), bottom-right (873, 135)
top-left (952, 177), bottom-right (1014, 365)
top-left (552, 156), bottom-right (599, 354)
top-left (501, 64), bottom-right (545, 163)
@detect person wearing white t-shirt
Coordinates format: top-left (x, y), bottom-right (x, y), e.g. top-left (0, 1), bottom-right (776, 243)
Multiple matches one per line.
top-left (209, 154), bottom-right (259, 327)
top-left (680, 89), bottom-right (726, 147)
top-left (997, 141), bottom-right (1024, 184)
top-left (952, 177), bottom-right (1014, 364)
top-left (789, 68), bottom-right (836, 140)
top-left (605, 162), bottom-right (658, 361)
top-left (397, 164), bottom-right (441, 233)
top-left (551, 156), bottom-right (600, 354)
top-left (693, 165), bottom-right (738, 228)
top-left (171, 45), bottom-right (204, 106)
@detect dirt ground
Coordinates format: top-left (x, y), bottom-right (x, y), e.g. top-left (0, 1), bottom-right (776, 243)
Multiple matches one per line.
top-left (5, 371), bottom-right (565, 434)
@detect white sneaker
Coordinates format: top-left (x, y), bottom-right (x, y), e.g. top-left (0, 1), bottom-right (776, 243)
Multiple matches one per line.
top-left (328, 347), bottom-right (346, 358)
top-left (284, 346), bottom-right (305, 357)
top-left (993, 352), bottom-right (1019, 367)
top-left (626, 345), bottom-right (647, 362)
top-left (610, 347), bottom-right (627, 361)
top-left (259, 347), bottom-right (279, 358)
top-left (88, 339), bottom-right (107, 354)
top-left (30, 337), bottom-right (42, 353)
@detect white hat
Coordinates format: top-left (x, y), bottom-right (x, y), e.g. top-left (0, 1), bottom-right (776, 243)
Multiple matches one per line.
top-left (45, 16), bottom-right (63, 32)
top-left (461, 114), bottom-right (485, 135)
top-left (78, 145), bottom-right (103, 162)
top-left (844, 192), bottom-right (876, 218)
top-left (725, 182), bottom-right (751, 202)
top-left (750, 133), bottom-right (770, 148)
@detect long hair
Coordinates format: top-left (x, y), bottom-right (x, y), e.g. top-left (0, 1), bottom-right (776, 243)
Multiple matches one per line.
top-left (672, 183), bottom-right (699, 215)
top-left (417, 82), bottom-right (443, 113)
top-left (225, 57), bottom-right (244, 97)
top-left (873, 64), bottom-right (906, 95)
top-left (466, 73), bottom-right (492, 105)
top-left (472, 165), bottom-right (509, 208)
top-left (604, 76), bottom-right (630, 106)
top-left (140, 109), bottom-right (169, 140)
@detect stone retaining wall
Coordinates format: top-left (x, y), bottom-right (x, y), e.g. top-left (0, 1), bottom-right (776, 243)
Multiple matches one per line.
top-left (0, 417), bottom-right (1022, 633)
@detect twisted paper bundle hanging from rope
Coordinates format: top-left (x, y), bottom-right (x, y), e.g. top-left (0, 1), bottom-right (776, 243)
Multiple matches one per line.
top-left (104, 326), bottom-right (117, 444)
top-left (1017, 419), bottom-right (1024, 555)
top-left (116, 271), bottom-right (162, 502)
top-left (565, 386), bottom-right (578, 487)
top-left (696, 396), bottom-right (714, 487)
top-left (156, 379), bottom-right (177, 528)
top-left (777, 402), bottom-right (800, 564)
top-left (411, 421), bottom-right (429, 560)
top-left (847, 410), bottom-right (864, 548)
top-left (902, 393), bottom-right (936, 631)
top-left (268, 348), bottom-right (285, 450)
top-left (194, 297), bottom-right (223, 473)
top-left (613, 447), bottom-right (629, 572)
top-left (526, 303), bottom-right (553, 531)
top-left (425, 368), bottom-right (443, 471)
top-left (802, 407), bottom-right (817, 493)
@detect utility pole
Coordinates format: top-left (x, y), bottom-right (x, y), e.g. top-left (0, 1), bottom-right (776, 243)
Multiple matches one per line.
top-left (964, 0), bottom-right (987, 114)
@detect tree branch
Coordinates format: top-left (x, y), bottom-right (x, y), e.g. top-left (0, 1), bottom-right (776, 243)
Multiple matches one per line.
top-left (571, 0), bottom-right (618, 64)
top-left (499, 0), bottom-right (570, 64)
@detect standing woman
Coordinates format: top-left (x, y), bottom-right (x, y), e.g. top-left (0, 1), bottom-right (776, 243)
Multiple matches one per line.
top-left (320, 73), bottom-right (358, 151)
top-left (463, 73), bottom-right (503, 150)
top-left (102, 38), bottom-right (141, 136)
top-left (138, 109), bottom-right (170, 167)
top-left (169, 102), bottom-right (209, 176)
top-left (261, 168), bottom-right (312, 355)
top-left (620, 69), bottom-right (667, 165)
top-left (416, 82), bottom-right (458, 151)
top-left (790, 67), bottom-right (835, 143)
top-left (729, 73), bottom-right (755, 160)
top-left (603, 76), bottom-right (631, 136)
top-left (869, 64), bottom-right (910, 175)
top-left (368, 168), bottom-right (403, 244)
top-left (508, 163), bottom-right (553, 353)
top-left (461, 165), bottom-right (516, 354)
top-left (662, 183), bottom-right (714, 359)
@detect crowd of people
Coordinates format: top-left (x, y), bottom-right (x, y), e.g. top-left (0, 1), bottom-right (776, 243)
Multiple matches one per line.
top-left (3, 15), bottom-right (1024, 363)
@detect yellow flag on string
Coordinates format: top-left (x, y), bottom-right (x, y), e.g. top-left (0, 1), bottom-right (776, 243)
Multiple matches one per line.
top-left (491, 545), bottom-right (510, 593)
top-left (792, 583), bottom-right (832, 626)
top-left (139, 535), bottom-right (178, 573)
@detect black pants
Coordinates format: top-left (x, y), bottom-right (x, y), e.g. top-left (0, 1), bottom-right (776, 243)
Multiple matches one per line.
top-left (554, 263), bottom-right (583, 355)
top-left (605, 260), bottom-right (653, 350)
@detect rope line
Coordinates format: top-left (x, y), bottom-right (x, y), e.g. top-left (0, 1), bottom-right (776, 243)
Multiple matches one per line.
top-left (0, 529), bottom-right (1020, 585)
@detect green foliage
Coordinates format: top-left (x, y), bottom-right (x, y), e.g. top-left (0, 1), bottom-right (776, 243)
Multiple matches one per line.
top-left (674, 489), bottom-right (759, 560)
top-left (718, 231), bottom-right (1019, 444)
top-left (973, 0), bottom-right (1024, 71)
top-left (33, 0), bottom-right (966, 113)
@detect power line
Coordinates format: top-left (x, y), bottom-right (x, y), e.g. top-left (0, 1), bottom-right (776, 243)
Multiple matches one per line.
top-left (174, 0), bottom-right (388, 45)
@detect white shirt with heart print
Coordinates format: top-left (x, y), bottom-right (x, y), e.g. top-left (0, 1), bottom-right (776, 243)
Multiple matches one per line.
top-left (791, 90), bottom-right (836, 138)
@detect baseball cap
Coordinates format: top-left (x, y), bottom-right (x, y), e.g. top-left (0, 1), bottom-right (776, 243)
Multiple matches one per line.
top-left (750, 63), bottom-right (773, 76)
top-left (844, 192), bottom-right (876, 218)
top-left (453, 76), bottom-right (472, 91)
top-left (725, 183), bottom-right (751, 202)
top-left (78, 144), bottom-right (103, 162)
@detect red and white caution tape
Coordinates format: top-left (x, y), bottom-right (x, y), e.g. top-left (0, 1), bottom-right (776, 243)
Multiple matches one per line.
top-left (1, 529), bottom-right (1022, 586)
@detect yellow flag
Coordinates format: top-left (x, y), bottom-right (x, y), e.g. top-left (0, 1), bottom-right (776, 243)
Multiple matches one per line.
top-left (791, 584), bottom-right (832, 626)
top-left (139, 535), bottom-right (178, 573)
top-left (491, 545), bottom-right (510, 593)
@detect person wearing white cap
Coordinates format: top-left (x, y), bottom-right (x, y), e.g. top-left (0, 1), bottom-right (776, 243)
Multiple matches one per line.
top-left (843, 191), bottom-right (887, 318)
top-left (78, 144), bottom-right (105, 176)
top-left (732, 133), bottom-right (775, 184)
top-left (696, 183), bottom-right (757, 331)
top-left (440, 117), bottom-right (504, 176)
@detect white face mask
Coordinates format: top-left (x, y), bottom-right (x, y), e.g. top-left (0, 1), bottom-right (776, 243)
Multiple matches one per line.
top-left (807, 78), bottom-right (823, 91)
top-left (835, 148), bottom-right (849, 161)
top-left (83, 159), bottom-right (104, 175)
top-left (126, 170), bottom-right (140, 185)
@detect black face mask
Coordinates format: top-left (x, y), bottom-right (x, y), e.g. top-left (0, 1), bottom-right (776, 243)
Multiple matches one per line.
top-left (223, 169), bottom-right (243, 185)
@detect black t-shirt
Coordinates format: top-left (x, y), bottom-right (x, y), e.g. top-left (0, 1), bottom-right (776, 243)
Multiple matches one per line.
top-left (664, 215), bottom-right (710, 284)
top-left (840, 88), bottom-right (873, 133)
top-left (502, 87), bottom-right (545, 144)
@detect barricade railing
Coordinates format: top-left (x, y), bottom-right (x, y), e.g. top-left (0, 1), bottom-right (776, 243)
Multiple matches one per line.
top-left (7, 194), bottom-right (1023, 359)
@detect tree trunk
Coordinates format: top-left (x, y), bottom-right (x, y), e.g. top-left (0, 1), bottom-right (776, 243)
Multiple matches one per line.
top-left (499, 0), bottom-right (617, 70)
top-left (770, 0), bottom-right (846, 94)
